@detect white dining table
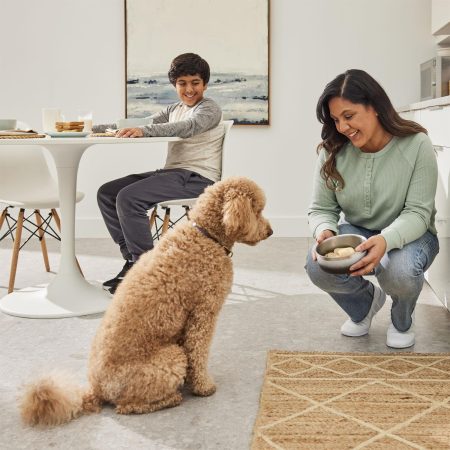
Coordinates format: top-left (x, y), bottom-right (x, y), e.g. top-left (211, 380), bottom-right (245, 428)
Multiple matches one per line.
top-left (0, 135), bottom-right (180, 319)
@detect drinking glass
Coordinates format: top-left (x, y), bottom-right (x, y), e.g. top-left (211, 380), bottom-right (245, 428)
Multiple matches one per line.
top-left (42, 108), bottom-right (62, 132)
top-left (77, 110), bottom-right (93, 132)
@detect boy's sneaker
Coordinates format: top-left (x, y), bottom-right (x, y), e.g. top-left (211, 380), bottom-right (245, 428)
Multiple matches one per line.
top-left (102, 260), bottom-right (134, 291)
top-left (340, 285), bottom-right (386, 337)
top-left (386, 319), bottom-right (415, 348)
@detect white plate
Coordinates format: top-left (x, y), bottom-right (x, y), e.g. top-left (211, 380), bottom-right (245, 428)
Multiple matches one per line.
top-left (47, 131), bottom-right (91, 138)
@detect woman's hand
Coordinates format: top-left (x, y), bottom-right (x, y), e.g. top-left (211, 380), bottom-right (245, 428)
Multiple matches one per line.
top-left (116, 127), bottom-right (144, 138)
top-left (349, 234), bottom-right (386, 276)
top-left (312, 229), bottom-right (335, 261)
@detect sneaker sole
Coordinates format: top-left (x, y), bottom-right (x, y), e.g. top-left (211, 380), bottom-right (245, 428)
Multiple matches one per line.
top-left (386, 340), bottom-right (415, 349)
top-left (341, 329), bottom-right (370, 337)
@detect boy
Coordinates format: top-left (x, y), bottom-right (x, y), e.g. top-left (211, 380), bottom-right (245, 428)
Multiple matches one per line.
top-left (93, 53), bottom-right (224, 294)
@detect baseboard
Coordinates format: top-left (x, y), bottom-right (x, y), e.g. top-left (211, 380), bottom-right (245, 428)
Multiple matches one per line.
top-left (75, 215), bottom-right (312, 238)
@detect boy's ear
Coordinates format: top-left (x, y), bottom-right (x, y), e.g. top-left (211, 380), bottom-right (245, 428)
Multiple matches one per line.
top-left (222, 193), bottom-right (252, 236)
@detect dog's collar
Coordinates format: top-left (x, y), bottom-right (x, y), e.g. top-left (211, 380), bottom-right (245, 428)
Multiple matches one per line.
top-left (192, 222), bottom-right (233, 257)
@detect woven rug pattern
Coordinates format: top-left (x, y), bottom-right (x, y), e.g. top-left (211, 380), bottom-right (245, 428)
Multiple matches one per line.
top-left (252, 351), bottom-right (450, 449)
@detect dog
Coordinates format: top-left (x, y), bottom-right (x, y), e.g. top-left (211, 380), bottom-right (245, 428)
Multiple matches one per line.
top-left (20, 176), bottom-right (272, 426)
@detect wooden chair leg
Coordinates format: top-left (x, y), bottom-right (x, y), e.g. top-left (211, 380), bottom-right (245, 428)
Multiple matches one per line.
top-left (0, 207), bottom-right (7, 232)
top-left (51, 208), bottom-right (84, 277)
top-left (8, 208), bottom-right (25, 293)
top-left (162, 207), bottom-right (171, 235)
top-left (149, 207), bottom-right (157, 231)
top-left (35, 210), bottom-right (50, 272)
top-left (51, 208), bottom-right (61, 230)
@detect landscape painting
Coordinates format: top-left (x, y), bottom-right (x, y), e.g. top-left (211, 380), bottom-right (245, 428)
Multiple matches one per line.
top-left (125, 0), bottom-right (270, 125)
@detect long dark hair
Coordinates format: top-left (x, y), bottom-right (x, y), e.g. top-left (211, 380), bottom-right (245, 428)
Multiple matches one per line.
top-left (316, 69), bottom-right (427, 190)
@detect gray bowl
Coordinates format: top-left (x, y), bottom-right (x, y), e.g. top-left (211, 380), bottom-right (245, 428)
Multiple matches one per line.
top-left (315, 234), bottom-right (367, 274)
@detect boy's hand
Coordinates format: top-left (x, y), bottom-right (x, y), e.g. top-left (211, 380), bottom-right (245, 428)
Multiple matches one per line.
top-left (116, 127), bottom-right (144, 138)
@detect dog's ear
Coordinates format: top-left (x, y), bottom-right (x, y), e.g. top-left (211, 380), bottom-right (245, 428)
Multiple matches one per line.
top-left (222, 192), bottom-right (253, 236)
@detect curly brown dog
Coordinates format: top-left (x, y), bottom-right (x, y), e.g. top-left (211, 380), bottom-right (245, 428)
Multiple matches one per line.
top-left (20, 176), bottom-right (272, 426)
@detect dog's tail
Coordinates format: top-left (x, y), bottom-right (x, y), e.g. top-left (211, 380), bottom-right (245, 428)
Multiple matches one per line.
top-left (19, 372), bottom-right (100, 427)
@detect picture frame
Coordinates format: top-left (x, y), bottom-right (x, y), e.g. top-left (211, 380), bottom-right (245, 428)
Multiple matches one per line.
top-left (125, 0), bottom-right (270, 125)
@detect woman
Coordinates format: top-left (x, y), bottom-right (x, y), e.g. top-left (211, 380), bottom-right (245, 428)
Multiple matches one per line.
top-left (306, 69), bottom-right (439, 348)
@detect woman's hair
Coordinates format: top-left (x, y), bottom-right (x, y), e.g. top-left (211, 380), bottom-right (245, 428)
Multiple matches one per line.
top-left (316, 69), bottom-right (427, 190)
top-left (168, 53), bottom-right (210, 86)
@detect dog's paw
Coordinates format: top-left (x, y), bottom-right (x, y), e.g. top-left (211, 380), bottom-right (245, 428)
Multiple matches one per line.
top-left (191, 379), bottom-right (216, 397)
top-left (115, 404), bottom-right (135, 415)
top-left (82, 393), bottom-right (102, 413)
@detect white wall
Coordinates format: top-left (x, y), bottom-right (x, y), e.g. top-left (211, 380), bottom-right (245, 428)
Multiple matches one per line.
top-left (0, 0), bottom-right (435, 237)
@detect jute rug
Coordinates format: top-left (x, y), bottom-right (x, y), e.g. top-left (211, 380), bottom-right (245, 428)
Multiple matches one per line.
top-left (251, 351), bottom-right (450, 449)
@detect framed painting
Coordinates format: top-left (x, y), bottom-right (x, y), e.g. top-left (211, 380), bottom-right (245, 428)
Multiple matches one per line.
top-left (125, 0), bottom-right (270, 125)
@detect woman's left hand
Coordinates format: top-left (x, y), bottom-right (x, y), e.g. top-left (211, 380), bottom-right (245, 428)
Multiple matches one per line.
top-left (116, 127), bottom-right (144, 138)
top-left (349, 234), bottom-right (386, 277)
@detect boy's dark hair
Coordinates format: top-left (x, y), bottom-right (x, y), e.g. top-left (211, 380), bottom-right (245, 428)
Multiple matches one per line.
top-left (168, 53), bottom-right (210, 86)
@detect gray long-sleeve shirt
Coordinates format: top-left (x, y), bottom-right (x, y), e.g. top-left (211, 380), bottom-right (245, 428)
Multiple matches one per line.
top-left (93, 97), bottom-right (224, 181)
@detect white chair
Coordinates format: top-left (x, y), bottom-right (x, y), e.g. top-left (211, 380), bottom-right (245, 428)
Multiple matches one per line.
top-left (0, 145), bottom-right (84, 293)
top-left (149, 120), bottom-right (233, 238)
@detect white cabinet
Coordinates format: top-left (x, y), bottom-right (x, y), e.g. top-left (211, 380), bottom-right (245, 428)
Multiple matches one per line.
top-left (427, 237), bottom-right (449, 309)
top-left (428, 146), bottom-right (450, 310)
top-left (415, 105), bottom-right (450, 238)
top-left (400, 106), bottom-right (450, 309)
top-left (432, 0), bottom-right (450, 35)
top-left (399, 109), bottom-right (418, 122)
top-left (434, 145), bottom-right (450, 236)
top-left (420, 105), bottom-right (450, 147)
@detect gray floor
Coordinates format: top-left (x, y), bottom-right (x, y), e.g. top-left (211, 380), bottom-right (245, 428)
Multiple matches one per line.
top-left (1, 237), bottom-right (449, 450)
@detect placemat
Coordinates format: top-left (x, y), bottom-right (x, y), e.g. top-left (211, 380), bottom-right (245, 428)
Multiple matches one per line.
top-left (90, 132), bottom-right (117, 137)
top-left (252, 350), bottom-right (450, 449)
top-left (0, 134), bottom-right (47, 139)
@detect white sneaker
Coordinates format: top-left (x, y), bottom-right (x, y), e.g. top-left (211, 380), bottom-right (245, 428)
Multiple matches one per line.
top-left (341, 285), bottom-right (386, 337)
top-left (386, 320), bottom-right (415, 348)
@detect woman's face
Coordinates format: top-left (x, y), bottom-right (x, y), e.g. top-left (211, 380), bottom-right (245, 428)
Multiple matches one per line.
top-left (328, 97), bottom-right (387, 152)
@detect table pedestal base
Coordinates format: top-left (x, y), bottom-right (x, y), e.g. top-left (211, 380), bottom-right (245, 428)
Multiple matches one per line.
top-left (0, 282), bottom-right (110, 318)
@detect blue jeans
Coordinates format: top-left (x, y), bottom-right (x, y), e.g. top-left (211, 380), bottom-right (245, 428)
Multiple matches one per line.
top-left (305, 223), bottom-right (440, 332)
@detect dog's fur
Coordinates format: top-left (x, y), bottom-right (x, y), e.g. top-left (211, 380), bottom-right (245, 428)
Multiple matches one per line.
top-left (20, 177), bottom-right (272, 426)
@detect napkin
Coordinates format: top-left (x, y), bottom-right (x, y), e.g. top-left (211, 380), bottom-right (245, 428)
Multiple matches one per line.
top-left (0, 129), bottom-right (39, 136)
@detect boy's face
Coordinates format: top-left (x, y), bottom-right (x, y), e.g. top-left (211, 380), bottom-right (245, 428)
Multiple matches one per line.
top-left (175, 74), bottom-right (207, 106)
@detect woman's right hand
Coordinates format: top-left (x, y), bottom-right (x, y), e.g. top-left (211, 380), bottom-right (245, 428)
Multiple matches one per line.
top-left (312, 229), bottom-right (335, 261)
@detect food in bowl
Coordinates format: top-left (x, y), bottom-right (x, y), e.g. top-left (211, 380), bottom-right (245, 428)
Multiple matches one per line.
top-left (325, 247), bottom-right (355, 258)
top-left (315, 234), bottom-right (367, 274)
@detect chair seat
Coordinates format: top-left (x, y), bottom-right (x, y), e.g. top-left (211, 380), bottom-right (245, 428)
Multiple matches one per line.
top-left (158, 197), bottom-right (197, 208)
top-left (0, 191), bottom-right (85, 209)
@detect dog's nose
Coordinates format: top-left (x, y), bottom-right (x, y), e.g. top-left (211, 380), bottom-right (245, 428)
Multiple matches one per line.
top-left (267, 227), bottom-right (273, 237)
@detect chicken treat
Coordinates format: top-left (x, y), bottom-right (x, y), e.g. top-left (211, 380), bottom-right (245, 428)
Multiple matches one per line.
top-left (325, 247), bottom-right (355, 258)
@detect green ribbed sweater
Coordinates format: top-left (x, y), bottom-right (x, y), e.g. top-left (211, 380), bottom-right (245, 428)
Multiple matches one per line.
top-left (308, 132), bottom-right (438, 251)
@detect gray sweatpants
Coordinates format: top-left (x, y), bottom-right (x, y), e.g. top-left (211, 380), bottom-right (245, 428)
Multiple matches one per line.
top-left (97, 168), bottom-right (214, 261)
